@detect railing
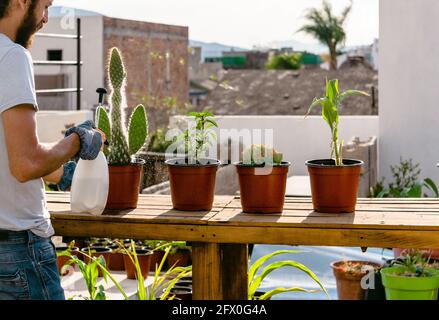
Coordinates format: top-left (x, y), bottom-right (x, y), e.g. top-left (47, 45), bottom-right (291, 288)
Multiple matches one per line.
top-left (34, 18), bottom-right (83, 110)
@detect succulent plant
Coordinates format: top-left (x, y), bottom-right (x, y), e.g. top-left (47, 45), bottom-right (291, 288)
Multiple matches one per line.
top-left (242, 144), bottom-right (283, 166)
top-left (96, 47), bottom-right (148, 165)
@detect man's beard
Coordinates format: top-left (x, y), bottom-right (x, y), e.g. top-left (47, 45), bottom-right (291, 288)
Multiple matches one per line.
top-left (15, 2), bottom-right (43, 49)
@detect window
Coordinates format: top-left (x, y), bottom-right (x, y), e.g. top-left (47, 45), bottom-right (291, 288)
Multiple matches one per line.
top-left (47, 49), bottom-right (63, 61)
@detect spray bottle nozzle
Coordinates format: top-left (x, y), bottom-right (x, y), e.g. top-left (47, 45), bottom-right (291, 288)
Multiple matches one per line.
top-left (96, 88), bottom-right (108, 105)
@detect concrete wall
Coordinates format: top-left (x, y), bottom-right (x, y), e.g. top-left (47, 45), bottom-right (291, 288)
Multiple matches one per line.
top-left (171, 115), bottom-right (379, 176)
top-left (36, 111), bottom-right (93, 143)
top-left (380, 0), bottom-right (439, 183)
top-left (31, 16), bottom-right (105, 111)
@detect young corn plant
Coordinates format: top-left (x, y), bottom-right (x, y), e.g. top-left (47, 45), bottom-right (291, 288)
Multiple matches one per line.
top-left (306, 79), bottom-right (369, 166)
top-left (248, 250), bottom-right (329, 300)
top-left (96, 47), bottom-right (149, 165)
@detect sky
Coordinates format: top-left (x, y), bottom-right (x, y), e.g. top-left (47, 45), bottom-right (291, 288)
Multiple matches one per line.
top-left (53, 0), bottom-right (379, 49)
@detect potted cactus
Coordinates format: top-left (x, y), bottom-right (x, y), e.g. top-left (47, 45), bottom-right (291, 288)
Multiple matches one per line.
top-left (235, 145), bottom-right (291, 213)
top-left (305, 79), bottom-right (368, 213)
top-left (96, 47), bottom-right (149, 210)
top-left (165, 110), bottom-right (221, 211)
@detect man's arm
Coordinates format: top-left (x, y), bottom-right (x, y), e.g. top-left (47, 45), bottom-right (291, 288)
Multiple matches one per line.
top-left (2, 104), bottom-right (80, 183)
top-left (42, 166), bottom-right (64, 184)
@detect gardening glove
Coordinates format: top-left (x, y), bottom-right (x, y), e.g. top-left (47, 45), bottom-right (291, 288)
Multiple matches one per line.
top-left (65, 120), bottom-right (103, 160)
top-left (57, 161), bottom-right (77, 192)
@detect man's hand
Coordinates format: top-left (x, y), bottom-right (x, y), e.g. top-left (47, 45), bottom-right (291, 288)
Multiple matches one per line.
top-left (65, 120), bottom-right (103, 160)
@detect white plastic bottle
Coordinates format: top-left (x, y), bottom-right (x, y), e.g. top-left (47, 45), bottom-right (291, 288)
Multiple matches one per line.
top-left (70, 151), bottom-right (109, 215)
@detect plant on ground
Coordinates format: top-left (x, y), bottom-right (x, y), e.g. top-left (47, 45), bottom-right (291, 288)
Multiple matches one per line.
top-left (370, 158), bottom-right (439, 198)
top-left (96, 47), bottom-right (149, 165)
top-left (306, 79), bottom-right (369, 166)
top-left (248, 250), bottom-right (329, 300)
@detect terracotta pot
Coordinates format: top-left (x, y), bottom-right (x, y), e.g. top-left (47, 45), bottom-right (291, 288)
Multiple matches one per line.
top-left (235, 162), bottom-right (291, 213)
top-left (80, 247), bottom-right (112, 277)
top-left (108, 244), bottom-right (125, 271)
top-left (306, 159), bottom-right (363, 213)
top-left (123, 249), bottom-right (153, 280)
top-left (106, 159), bottom-right (145, 211)
top-left (166, 158), bottom-right (220, 211)
top-left (331, 260), bottom-right (381, 300)
top-left (150, 249), bottom-right (166, 272)
top-left (56, 246), bottom-right (79, 276)
top-left (167, 249), bottom-right (191, 268)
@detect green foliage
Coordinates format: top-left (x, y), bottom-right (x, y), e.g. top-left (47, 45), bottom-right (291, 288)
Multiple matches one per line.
top-left (306, 79), bottom-right (369, 166)
top-left (96, 47), bottom-right (149, 165)
top-left (176, 110), bottom-right (218, 163)
top-left (242, 144), bottom-right (283, 166)
top-left (148, 128), bottom-right (174, 153)
top-left (371, 158), bottom-right (439, 198)
top-left (266, 53), bottom-right (302, 70)
top-left (298, 0), bottom-right (352, 70)
top-left (248, 250), bottom-right (329, 300)
top-left (389, 249), bottom-right (435, 277)
top-left (168, 241), bottom-right (191, 255)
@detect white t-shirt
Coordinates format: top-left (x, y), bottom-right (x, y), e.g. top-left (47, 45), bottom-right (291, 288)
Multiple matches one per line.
top-left (0, 33), bottom-right (53, 238)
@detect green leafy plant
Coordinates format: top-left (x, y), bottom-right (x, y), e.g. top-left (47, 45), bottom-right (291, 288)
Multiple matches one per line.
top-left (60, 249), bottom-right (128, 300)
top-left (306, 79), bottom-right (369, 166)
top-left (176, 110), bottom-right (218, 164)
top-left (248, 250), bottom-right (329, 300)
top-left (168, 241), bottom-right (191, 255)
top-left (96, 47), bottom-right (149, 165)
top-left (388, 249), bottom-right (435, 277)
top-left (370, 158), bottom-right (439, 198)
top-left (266, 53), bottom-right (302, 70)
top-left (148, 128), bottom-right (174, 153)
top-left (242, 144), bottom-right (283, 166)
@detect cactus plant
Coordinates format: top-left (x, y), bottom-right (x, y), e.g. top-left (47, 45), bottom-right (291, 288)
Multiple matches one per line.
top-left (242, 144), bottom-right (283, 166)
top-left (96, 47), bottom-right (148, 166)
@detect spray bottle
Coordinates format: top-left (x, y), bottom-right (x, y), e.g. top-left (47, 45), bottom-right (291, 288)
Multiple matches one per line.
top-left (70, 88), bottom-right (109, 215)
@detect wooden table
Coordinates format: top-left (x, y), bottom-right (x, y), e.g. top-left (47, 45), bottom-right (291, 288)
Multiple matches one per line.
top-left (48, 192), bottom-right (439, 300)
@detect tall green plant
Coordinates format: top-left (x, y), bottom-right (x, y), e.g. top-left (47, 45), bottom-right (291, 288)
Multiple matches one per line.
top-left (306, 79), bottom-right (369, 166)
top-left (248, 250), bottom-right (329, 300)
top-left (96, 47), bottom-right (149, 165)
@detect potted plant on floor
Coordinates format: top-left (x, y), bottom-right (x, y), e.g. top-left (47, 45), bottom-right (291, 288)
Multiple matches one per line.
top-left (380, 249), bottom-right (439, 300)
top-left (330, 260), bottom-right (382, 300)
top-left (305, 79), bottom-right (369, 213)
top-left (96, 47), bottom-right (149, 210)
top-left (165, 110), bottom-right (221, 211)
top-left (235, 145), bottom-right (291, 213)
top-left (248, 249), bottom-right (328, 300)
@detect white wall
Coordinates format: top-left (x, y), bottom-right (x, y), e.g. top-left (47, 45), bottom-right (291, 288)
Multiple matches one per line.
top-left (37, 111), bottom-right (93, 143)
top-left (171, 115), bottom-right (379, 176)
top-left (31, 15), bottom-right (104, 111)
top-left (380, 0), bottom-right (439, 183)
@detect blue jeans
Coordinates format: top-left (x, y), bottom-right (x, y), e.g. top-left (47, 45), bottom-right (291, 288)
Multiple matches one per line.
top-left (0, 230), bottom-right (65, 300)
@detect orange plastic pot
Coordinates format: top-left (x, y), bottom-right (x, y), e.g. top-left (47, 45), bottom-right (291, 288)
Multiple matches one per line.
top-left (235, 162), bottom-right (291, 213)
top-left (80, 247), bottom-right (112, 277)
top-left (123, 249), bottom-right (153, 280)
top-left (331, 260), bottom-right (381, 300)
top-left (106, 159), bottom-right (145, 211)
top-left (306, 159), bottom-right (363, 213)
top-left (166, 159), bottom-right (220, 211)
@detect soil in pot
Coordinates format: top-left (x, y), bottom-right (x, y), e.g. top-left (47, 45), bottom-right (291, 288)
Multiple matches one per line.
top-left (167, 249), bottom-right (192, 268)
top-left (166, 286), bottom-right (192, 300)
top-left (235, 162), bottom-right (291, 213)
top-left (80, 247), bottom-right (112, 277)
top-left (306, 159), bottom-right (363, 213)
top-left (56, 246), bottom-right (79, 276)
top-left (381, 267), bottom-right (439, 300)
top-left (331, 260), bottom-right (382, 300)
top-left (106, 159), bottom-right (145, 211)
top-left (166, 158), bottom-right (220, 211)
top-left (123, 248), bottom-right (153, 280)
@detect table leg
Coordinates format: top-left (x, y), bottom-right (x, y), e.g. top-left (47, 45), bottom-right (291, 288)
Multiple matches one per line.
top-left (192, 242), bottom-right (248, 300)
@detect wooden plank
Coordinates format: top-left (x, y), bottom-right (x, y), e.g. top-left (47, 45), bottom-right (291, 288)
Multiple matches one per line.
top-left (51, 218), bottom-right (209, 241)
top-left (192, 243), bottom-right (223, 300)
top-left (203, 225), bottom-right (439, 248)
top-left (220, 244), bottom-right (248, 300)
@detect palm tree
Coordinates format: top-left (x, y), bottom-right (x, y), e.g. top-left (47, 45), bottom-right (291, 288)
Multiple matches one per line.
top-left (298, 0), bottom-right (352, 70)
